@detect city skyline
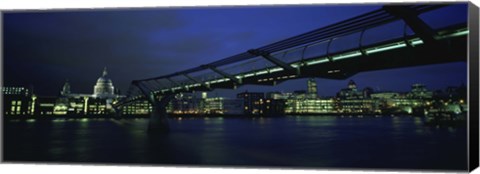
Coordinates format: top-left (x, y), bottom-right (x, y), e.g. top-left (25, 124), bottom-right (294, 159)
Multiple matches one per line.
top-left (3, 4), bottom-right (467, 97)
top-left (3, 62), bottom-right (466, 98)
top-left (2, 72), bottom-right (467, 117)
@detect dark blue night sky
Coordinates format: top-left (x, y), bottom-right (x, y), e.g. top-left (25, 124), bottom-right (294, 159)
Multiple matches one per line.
top-left (3, 4), bottom-right (468, 97)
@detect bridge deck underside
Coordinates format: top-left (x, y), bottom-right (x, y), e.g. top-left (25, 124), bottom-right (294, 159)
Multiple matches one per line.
top-left (156, 34), bottom-right (467, 94)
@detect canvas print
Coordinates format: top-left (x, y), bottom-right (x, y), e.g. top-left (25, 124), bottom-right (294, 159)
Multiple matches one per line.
top-left (2, 2), bottom-right (476, 171)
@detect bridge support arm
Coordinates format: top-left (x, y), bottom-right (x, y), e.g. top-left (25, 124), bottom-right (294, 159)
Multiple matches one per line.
top-left (383, 6), bottom-right (438, 45)
top-left (248, 49), bottom-right (298, 74)
top-left (133, 81), bottom-right (156, 103)
top-left (166, 78), bottom-right (180, 86)
top-left (204, 65), bottom-right (242, 84)
top-left (183, 73), bottom-right (212, 90)
top-left (183, 74), bottom-right (200, 83)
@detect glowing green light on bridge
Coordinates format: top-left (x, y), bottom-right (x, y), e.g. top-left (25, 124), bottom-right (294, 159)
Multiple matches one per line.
top-left (270, 67), bottom-right (284, 73)
top-left (444, 30), bottom-right (469, 38)
top-left (366, 43), bottom-right (407, 54)
top-left (306, 59), bottom-right (329, 65)
top-left (244, 73), bottom-right (255, 78)
top-left (332, 51), bottom-right (362, 61)
top-left (410, 39), bottom-right (424, 46)
top-left (256, 70), bottom-right (268, 75)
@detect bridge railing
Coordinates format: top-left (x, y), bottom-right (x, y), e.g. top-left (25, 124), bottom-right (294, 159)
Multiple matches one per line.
top-left (116, 4), bottom-right (468, 106)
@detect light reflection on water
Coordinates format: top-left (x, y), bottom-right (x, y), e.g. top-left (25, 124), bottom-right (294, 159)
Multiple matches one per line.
top-left (292, 115), bottom-right (338, 127)
top-left (4, 116), bottom-right (467, 170)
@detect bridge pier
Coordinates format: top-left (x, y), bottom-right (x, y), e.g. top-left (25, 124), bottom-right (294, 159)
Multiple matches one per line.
top-left (148, 94), bottom-right (174, 134)
top-left (113, 107), bottom-right (122, 118)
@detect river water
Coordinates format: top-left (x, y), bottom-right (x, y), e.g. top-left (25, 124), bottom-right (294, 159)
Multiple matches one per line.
top-left (3, 116), bottom-right (467, 171)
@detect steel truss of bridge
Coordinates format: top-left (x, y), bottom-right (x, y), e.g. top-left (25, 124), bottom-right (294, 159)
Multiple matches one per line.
top-left (115, 4), bottom-right (469, 107)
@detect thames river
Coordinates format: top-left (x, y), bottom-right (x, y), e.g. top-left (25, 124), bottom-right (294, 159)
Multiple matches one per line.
top-left (3, 116), bottom-right (467, 171)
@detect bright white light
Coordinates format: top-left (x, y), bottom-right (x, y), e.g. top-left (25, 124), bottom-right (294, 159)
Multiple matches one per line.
top-left (444, 30), bottom-right (469, 38)
top-left (270, 67), bottom-right (283, 73)
top-left (306, 58), bottom-right (329, 65)
top-left (256, 70), bottom-right (268, 75)
top-left (366, 43), bottom-right (406, 54)
top-left (410, 39), bottom-right (424, 46)
top-left (244, 73), bottom-right (254, 78)
top-left (332, 51), bottom-right (362, 61)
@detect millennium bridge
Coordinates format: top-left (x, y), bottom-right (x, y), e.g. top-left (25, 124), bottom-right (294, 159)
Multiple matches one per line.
top-left (114, 4), bottom-right (470, 133)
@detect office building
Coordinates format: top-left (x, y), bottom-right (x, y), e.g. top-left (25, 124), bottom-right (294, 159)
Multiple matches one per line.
top-left (237, 91), bottom-right (265, 115)
top-left (2, 87), bottom-right (33, 116)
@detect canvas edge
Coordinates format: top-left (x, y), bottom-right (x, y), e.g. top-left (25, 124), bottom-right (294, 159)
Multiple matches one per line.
top-left (468, 1), bottom-right (480, 172)
top-left (0, 1), bottom-right (476, 173)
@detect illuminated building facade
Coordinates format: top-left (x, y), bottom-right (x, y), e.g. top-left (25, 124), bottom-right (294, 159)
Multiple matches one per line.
top-left (284, 98), bottom-right (337, 114)
top-left (372, 88), bottom-right (431, 114)
top-left (337, 99), bottom-right (378, 114)
top-left (2, 68), bottom-right (125, 117)
top-left (237, 91), bottom-right (265, 115)
top-left (122, 100), bottom-right (152, 115)
top-left (407, 84), bottom-right (433, 99)
top-left (169, 93), bottom-right (204, 114)
top-left (266, 81), bottom-right (338, 114)
top-left (263, 98), bottom-right (286, 115)
top-left (36, 96), bottom-right (56, 115)
top-left (334, 80), bottom-right (380, 114)
top-left (2, 87), bottom-right (34, 116)
top-left (204, 97), bottom-right (243, 115)
top-left (267, 92), bottom-right (289, 100)
top-left (93, 67), bottom-right (116, 99)
top-left (162, 92), bottom-right (244, 115)
top-left (50, 67), bottom-right (125, 116)
top-left (307, 78), bottom-right (318, 99)
top-left (337, 80), bottom-right (363, 99)
top-left (3, 76), bottom-right (466, 117)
